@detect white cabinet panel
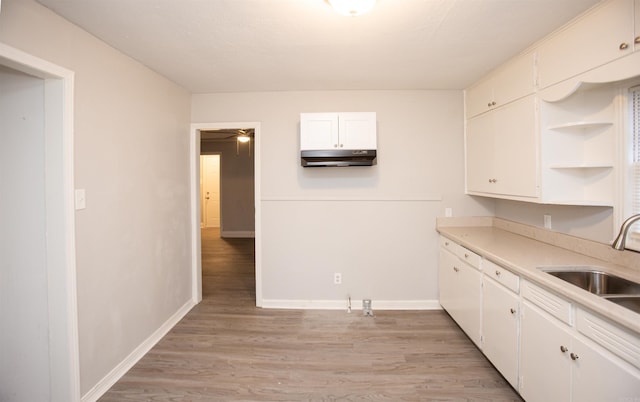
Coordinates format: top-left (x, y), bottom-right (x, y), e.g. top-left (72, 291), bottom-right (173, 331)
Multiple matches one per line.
top-left (482, 276), bottom-right (519, 388)
top-left (300, 112), bottom-right (376, 150)
top-left (538, 0), bottom-right (634, 89)
top-left (466, 95), bottom-right (538, 199)
top-left (520, 302), bottom-right (572, 402)
top-left (466, 51), bottom-right (535, 118)
top-left (438, 245), bottom-right (482, 347)
top-left (571, 336), bottom-right (640, 402)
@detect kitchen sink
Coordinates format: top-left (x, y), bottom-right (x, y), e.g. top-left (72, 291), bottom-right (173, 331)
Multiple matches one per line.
top-left (602, 296), bottom-right (640, 314)
top-left (541, 268), bottom-right (640, 296)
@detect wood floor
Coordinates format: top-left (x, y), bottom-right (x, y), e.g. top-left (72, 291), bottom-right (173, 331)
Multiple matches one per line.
top-left (99, 228), bottom-right (522, 401)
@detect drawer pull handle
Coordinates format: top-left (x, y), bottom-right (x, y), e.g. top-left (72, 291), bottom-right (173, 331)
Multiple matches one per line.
top-left (510, 308), bottom-right (516, 314)
top-left (635, 36), bottom-right (640, 44)
top-left (560, 345), bottom-right (568, 353)
top-left (570, 352), bottom-right (579, 361)
top-left (620, 42), bottom-right (629, 50)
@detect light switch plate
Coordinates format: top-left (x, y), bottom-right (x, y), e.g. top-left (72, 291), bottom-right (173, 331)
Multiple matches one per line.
top-left (75, 189), bottom-right (86, 210)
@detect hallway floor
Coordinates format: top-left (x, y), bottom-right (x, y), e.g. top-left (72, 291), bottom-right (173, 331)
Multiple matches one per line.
top-left (98, 228), bottom-right (521, 401)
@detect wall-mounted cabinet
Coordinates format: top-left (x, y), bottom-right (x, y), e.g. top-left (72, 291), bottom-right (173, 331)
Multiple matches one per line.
top-left (537, 0), bottom-right (635, 89)
top-left (466, 95), bottom-right (539, 199)
top-left (539, 84), bottom-right (617, 205)
top-left (466, 51), bottom-right (536, 119)
top-left (300, 112), bottom-right (376, 151)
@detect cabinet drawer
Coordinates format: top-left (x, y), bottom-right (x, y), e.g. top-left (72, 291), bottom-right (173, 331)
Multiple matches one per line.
top-left (576, 308), bottom-right (640, 369)
top-left (484, 259), bottom-right (519, 293)
top-left (454, 246), bottom-right (481, 270)
top-left (522, 279), bottom-right (573, 325)
top-left (439, 237), bottom-right (482, 270)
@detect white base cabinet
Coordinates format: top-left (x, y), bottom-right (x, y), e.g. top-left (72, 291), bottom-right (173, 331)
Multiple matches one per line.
top-left (482, 274), bottom-right (519, 388)
top-left (438, 240), bottom-right (482, 347)
top-left (439, 236), bottom-right (640, 402)
top-left (521, 301), bottom-right (640, 402)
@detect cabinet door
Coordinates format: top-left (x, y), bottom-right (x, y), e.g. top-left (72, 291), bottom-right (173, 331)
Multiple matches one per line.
top-left (520, 302), bottom-right (572, 402)
top-left (466, 77), bottom-right (494, 118)
top-left (466, 112), bottom-right (495, 194)
top-left (538, 0), bottom-right (634, 88)
top-left (438, 248), bottom-right (457, 312)
top-left (338, 112), bottom-right (377, 149)
top-left (438, 247), bottom-right (482, 347)
top-left (300, 113), bottom-right (339, 150)
top-left (482, 277), bottom-right (519, 388)
top-left (492, 95), bottom-right (538, 198)
top-left (492, 51), bottom-right (536, 108)
top-left (571, 336), bottom-right (640, 402)
top-left (450, 261), bottom-right (482, 347)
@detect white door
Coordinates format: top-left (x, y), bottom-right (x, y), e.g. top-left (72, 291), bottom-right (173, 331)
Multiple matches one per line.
top-left (201, 155), bottom-right (221, 228)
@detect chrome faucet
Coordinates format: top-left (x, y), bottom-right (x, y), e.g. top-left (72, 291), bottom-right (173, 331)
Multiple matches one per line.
top-left (612, 214), bottom-right (640, 250)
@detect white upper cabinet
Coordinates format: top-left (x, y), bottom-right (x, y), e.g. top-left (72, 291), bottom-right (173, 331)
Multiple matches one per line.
top-left (466, 95), bottom-right (539, 199)
top-left (537, 0), bottom-right (635, 89)
top-left (300, 112), bottom-right (376, 151)
top-left (466, 51), bottom-right (536, 119)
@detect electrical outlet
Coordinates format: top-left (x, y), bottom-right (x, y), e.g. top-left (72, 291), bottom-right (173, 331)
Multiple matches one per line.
top-left (334, 272), bottom-right (342, 285)
top-left (544, 214), bottom-right (552, 229)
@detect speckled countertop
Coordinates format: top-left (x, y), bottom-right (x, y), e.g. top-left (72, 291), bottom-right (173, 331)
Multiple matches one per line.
top-left (436, 217), bottom-right (640, 335)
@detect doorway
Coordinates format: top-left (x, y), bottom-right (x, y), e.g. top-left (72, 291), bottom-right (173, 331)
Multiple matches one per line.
top-left (0, 44), bottom-right (79, 401)
top-left (200, 154), bottom-right (221, 228)
top-left (190, 122), bottom-right (262, 306)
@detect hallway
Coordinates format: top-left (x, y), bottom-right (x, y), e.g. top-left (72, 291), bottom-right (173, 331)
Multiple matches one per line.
top-left (99, 229), bottom-right (520, 401)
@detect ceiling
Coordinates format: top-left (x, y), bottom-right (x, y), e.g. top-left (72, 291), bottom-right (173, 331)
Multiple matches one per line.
top-left (36, 0), bottom-right (601, 93)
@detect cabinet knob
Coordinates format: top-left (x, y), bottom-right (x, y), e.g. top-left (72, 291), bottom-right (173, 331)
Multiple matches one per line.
top-left (619, 42), bottom-right (629, 50)
top-left (445, 242), bottom-right (449, 246)
top-left (464, 253), bottom-right (469, 258)
top-left (510, 308), bottom-right (516, 314)
top-left (487, 102), bottom-right (492, 107)
top-left (339, 144), bottom-right (344, 148)
top-left (492, 101), bottom-right (496, 106)
top-left (453, 266), bottom-right (459, 272)
top-left (570, 352), bottom-right (579, 361)
top-left (495, 270), bottom-right (501, 277)
top-left (560, 345), bottom-right (568, 353)
top-left (334, 144), bottom-right (338, 148)
top-left (635, 36), bottom-right (640, 44)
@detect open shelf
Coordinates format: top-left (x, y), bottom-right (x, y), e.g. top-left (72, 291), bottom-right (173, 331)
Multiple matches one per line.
top-left (547, 121), bottom-right (613, 131)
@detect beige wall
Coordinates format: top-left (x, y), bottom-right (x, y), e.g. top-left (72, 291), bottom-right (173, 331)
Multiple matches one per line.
top-left (0, 0), bottom-right (192, 396)
top-left (201, 140), bottom-right (255, 235)
top-left (192, 90), bottom-right (494, 305)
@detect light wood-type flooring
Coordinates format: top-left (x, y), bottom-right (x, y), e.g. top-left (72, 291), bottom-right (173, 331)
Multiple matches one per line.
top-left (99, 228), bottom-right (522, 401)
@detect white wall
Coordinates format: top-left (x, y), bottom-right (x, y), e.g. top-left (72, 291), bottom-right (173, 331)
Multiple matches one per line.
top-left (0, 0), bottom-right (192, 396)
top-left (192, 90), bottom-right (494, 306)
top-left (0, 65), bottom-right (50, 402)
top-left (494, 199), bottom-right (614, 243)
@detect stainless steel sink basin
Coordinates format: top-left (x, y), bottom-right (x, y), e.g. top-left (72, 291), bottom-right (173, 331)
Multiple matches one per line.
top-left (602, 296), bottom-right (640, 314)
top-left (542, 269), bottom-right (640, 296)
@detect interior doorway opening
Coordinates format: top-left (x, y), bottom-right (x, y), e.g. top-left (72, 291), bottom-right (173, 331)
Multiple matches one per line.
top-left (200, 154), bottom-right (221, 229)
top-left (0, 44), bottom-right (79, 401)
top-left (190, 122), bottom-right (262, 306)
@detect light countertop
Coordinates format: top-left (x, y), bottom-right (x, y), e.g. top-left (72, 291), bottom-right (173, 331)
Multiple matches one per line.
top-left (437, 218), bottom-right (640, 335)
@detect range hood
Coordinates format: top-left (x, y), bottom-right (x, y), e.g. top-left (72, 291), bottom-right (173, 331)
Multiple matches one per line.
top-left (301, 149), bottom-right (377, 167)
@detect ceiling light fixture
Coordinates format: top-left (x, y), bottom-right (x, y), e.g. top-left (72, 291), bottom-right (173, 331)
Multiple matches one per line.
top-left (329, 0), bottom-right (376, 16)
top-left (237, 130), bottom-right (251, 143)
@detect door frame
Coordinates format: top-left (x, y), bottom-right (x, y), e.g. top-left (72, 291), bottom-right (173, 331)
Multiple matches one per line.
top-left (0, 43), bottom-right (80, 401)
top-left (190, 122), bottom-right (262, 306)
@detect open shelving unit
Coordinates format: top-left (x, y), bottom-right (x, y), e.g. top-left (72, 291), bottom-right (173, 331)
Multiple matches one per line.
top-left (539, 84), bottom-right (617, 206)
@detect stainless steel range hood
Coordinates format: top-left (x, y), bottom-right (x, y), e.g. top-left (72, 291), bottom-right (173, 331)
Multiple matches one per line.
top-left (301, 149), bottom-right (377, 167)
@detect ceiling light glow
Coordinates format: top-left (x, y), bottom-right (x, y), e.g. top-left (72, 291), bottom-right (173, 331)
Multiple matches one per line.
top-left (329, 0), bottom-right (376, 16)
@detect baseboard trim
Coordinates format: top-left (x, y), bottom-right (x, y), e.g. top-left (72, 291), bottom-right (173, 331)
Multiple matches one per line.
top-left (81, 299), bottom-right (196, 402)
top-left (260, 299), bottom-right (441, 310)
top-left (221, 230), bottom-right (255, 238)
